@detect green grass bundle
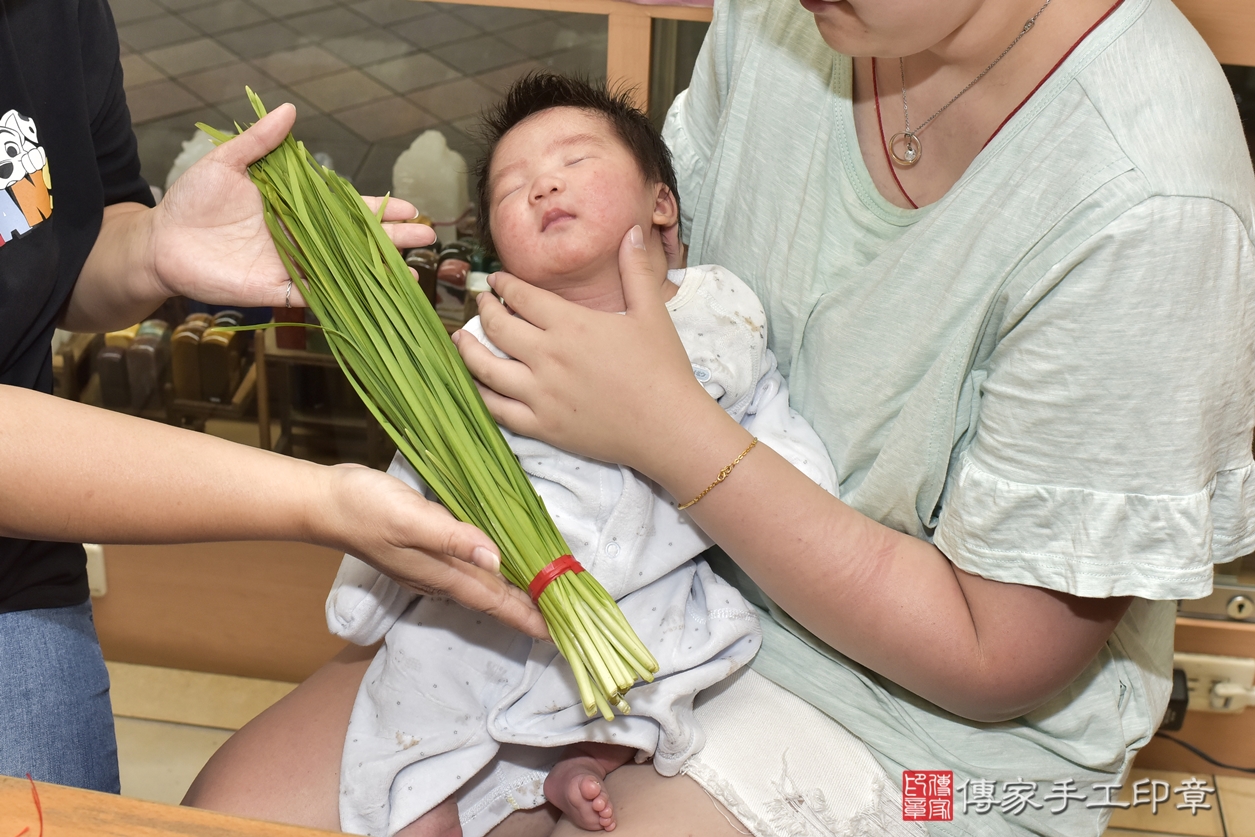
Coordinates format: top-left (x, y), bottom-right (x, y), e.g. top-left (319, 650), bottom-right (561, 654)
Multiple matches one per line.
top-left (199, 89), bottom-right (657, 719)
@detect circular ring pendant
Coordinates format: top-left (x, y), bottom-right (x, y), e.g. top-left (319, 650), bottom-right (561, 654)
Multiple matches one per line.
top-left (889, 131), bottom-right (922, 167)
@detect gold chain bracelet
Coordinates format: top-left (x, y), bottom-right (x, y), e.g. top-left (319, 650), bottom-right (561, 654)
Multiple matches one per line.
top-left (677, 438), bottom-right (758, 511)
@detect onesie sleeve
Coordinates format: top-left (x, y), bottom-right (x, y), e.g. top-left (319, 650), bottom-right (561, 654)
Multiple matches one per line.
top-left (325, 452), bottom-right (423, 644)
top-left (661, 0), bottom-right (734, 241)
top-left (934, 196), bottom-right (1255, 600)
top-left (742, 352), bottom-right (838, 496)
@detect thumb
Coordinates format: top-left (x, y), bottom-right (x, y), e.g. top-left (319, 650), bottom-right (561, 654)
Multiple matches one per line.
top-left (618, 224), bottom-right (662, 312)
top-left (213, 102), bottom-right (296, 170)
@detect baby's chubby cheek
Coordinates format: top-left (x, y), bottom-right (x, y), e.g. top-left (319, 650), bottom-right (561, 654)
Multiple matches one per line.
top-left (507, 232), bottom-right (606, 281)
top-left (540, 198), bottom-right (650, 275)
top-left (496, 219), bottom-right (635, 283)
top-left (492, 218), bottom-right (546, 279)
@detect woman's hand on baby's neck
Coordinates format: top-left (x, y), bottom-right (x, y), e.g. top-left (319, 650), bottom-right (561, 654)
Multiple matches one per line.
top-left (511, 223), bottom-right (678, 313)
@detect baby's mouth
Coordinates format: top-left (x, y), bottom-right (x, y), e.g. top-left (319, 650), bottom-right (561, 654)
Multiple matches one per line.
top-left (541, 208), bottom-right (575, 232)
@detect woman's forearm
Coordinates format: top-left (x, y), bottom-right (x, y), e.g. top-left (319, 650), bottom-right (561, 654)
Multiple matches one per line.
top-left (0, 384), bottom-right (327, 545)
top-left (0, 385), bottom-right (549, 637)
top-left (652, 402), bottom-right (1130, 722)
top-left (62, 202), bottom-right (169, 334)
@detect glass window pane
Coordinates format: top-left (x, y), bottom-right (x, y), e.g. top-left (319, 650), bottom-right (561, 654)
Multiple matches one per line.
top-left (649, 18), bottom-right (708, 128)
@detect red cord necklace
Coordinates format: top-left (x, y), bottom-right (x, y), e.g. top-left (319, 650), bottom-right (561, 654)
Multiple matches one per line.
top-left (872, 57), bottom-right (919, 209)
top-left (870, 0), bottom-right (1126, 210)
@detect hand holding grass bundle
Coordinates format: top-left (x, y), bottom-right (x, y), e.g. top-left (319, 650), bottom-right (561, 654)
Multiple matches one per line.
top-left (197, 90), bottom-right (657, 720)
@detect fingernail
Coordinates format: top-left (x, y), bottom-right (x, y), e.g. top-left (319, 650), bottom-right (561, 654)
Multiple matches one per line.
top-left (629, 225), bottom-right (645, 250)
top-left (472, 546), bottom-right (500, 572)
top-left (486, 273), bottom-right (498, 289)
top-left (450, 330), bottom-right (461, 344)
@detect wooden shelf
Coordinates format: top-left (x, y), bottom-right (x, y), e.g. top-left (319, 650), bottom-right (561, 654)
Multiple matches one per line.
top-left (1175, 615), bottom-right (1255, 656)
top-left (259, 327), bottom-right (342, 368)
top-left (254, 329), bottom-right (390, 468)
top-left (51, 332), bottom-right (102, 401)
top-left (168, 361), bottom-right (257, 424)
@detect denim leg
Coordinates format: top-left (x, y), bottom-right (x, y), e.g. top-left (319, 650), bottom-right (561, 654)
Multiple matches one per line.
top-left (0, 600), bottom-right (120, 792)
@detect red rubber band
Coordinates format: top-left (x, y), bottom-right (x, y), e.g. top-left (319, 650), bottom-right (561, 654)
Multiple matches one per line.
top-left (528, 554), bottom-right (583, 603)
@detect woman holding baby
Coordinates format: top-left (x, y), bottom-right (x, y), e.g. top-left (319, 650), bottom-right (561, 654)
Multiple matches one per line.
top-left (188, 0), bottom-right (1255, 835)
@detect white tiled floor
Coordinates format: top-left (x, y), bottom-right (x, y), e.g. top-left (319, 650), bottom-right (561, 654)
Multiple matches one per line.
top-left (109, 661), bottom-right (295, 805)
top-left (1106, 769), bottom-right (1227, 837)
top-left (1217, 775), bottom-right (1255, 837)
top-left (115, 716), bottom-right (234, 804)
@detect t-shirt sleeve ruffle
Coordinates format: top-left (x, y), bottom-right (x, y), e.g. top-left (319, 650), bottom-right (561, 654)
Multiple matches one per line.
top-left (935, 454), bottom-right (1254, 599)
top-left (933, 196), bottom-right (1255, 601)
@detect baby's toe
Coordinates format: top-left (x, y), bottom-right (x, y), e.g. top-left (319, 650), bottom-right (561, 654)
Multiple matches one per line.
top-left (579, 776), bottom-right (603, 802)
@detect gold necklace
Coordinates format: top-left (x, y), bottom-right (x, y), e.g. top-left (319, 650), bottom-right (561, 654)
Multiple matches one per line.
top-left (889, 0), bottom-right (1054, 167)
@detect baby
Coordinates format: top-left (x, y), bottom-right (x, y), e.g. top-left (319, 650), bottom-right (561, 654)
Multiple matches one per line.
top-left (326, 73), bottom-right (837, 837)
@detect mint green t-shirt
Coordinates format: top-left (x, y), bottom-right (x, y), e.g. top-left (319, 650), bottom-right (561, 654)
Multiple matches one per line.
top-left (663, 0), bottom-right (1255, 834)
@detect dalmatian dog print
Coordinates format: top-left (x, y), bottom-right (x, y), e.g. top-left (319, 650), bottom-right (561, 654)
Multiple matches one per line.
top-left (0, 108), bottom-right (52, 245)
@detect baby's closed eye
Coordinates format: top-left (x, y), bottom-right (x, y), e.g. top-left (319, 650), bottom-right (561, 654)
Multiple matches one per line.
top-left (495, 183), bottom-right (523, 205)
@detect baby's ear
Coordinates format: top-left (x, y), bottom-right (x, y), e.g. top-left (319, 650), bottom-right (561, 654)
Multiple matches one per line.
top-left (651, 184), bottom-right (679, 228)
top-left (653, 185), bottom-right (683, 269)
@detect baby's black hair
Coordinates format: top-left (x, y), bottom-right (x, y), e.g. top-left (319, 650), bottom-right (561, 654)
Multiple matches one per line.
top-left (474, 72), bottom-right (680, 257)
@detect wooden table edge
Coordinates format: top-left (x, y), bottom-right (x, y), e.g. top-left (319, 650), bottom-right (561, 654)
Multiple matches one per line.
top-left (0, 775), bottom-right (340, 837)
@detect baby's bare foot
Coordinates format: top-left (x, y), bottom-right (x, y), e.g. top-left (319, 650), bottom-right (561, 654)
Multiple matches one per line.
top-left (544, 757), bottom-right (616, 831)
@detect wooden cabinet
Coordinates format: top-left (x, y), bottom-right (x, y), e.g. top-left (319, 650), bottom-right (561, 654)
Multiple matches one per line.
top-left (93, 541), bottom-right (347, 684)
top-left (1175, 0), bottom-right (1255, 65)
top-left (1135, 618), bottom-right (1255, 778)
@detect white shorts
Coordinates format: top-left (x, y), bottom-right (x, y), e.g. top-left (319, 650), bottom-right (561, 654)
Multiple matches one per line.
top-left (682, 669), bottom-right (928, 837)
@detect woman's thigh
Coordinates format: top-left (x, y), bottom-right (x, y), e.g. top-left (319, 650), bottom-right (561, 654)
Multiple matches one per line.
top-left (182, 641), bottom-right (378, 830)
top-left (550, 763), bottom-right (747, 837)
top-left (0, 600), bottom-right (119, 793)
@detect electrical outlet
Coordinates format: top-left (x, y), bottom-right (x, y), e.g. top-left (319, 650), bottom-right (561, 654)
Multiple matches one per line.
top-left (1174, 652), bottom-right (1255, 713)
top-left (84, 543), bottom-right (106, 597)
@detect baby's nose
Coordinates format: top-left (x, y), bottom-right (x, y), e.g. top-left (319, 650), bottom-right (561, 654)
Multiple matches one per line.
top-left (532, 180), bottom-right (562, 201)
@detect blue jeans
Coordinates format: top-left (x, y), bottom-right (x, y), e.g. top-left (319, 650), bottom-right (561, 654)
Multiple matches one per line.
top-left (0, 600), bottom-right (120, 792)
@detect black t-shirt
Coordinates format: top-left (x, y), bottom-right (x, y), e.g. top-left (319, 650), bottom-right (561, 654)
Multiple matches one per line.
top-left (0, 0), bottom-right (153, 613)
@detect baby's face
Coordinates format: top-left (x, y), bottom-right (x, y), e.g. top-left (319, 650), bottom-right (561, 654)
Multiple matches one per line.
top-left (486, 107), bottom-right (661, 289)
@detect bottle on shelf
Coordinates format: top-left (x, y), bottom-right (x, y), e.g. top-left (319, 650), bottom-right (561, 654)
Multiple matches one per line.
top-left (124, 319), bottom-right (170, 410)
